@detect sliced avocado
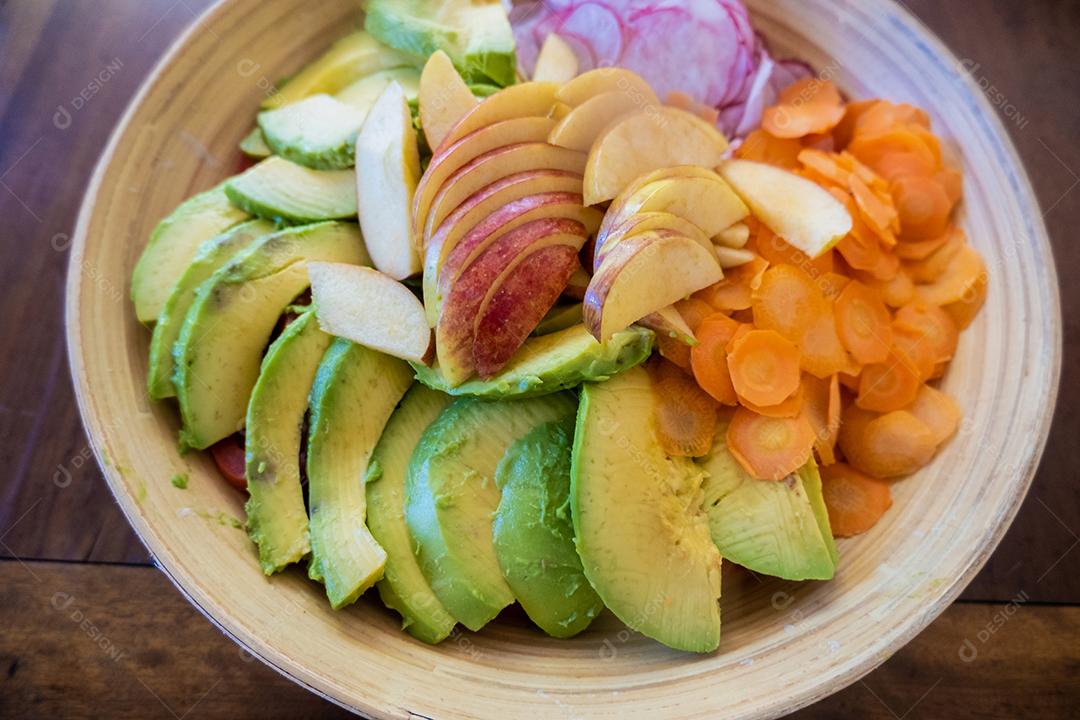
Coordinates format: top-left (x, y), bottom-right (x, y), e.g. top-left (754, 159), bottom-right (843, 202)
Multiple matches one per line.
top-left (131, 183), bottom-right (249, 323)
top-left (406, 393), bottom-right (577, 630)
top-left (336, 67), bottom-right (421, 109)
top-left (258, 95), bottom-right (364, 170)
top-left (467, 82), bottom-right (501, 98)
top-left (147, 219), bottom-right (276, 400)
top-left (174, 222), bottom-right (368, 450)
top-left (699, 427), bottom-right (837, 580)
top-left (412, 324), bottom-right (653, 400)
top-left (532, 305), bottom-right (584, 337)
top-left (572, 366), bottom-right (722, 653)
top-left (493, 415), bottom-right (603, 638)
top-left (364, 0), bottom-right (517, 87)
top-left (306, 338), bottom-right (414, 608)
top-left (239, 127), bottom-right (273, 158)
top-left (366, 385), bottom-right (456, 643)
top-left (224, 156), bottom-right (357, 224)
top-left (262, 30), bottom-right (412, 109)
top-left (244, 310), bottom-right (331, 573)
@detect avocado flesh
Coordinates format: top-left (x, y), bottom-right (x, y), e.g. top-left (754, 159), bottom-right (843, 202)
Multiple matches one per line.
top-left (572, 366), bottom-right (722, 653)
top-left (532, 304), bottom-right (584, 337)
top-left (406, 393), bottom-right (577, 630)
top-left (412, 324), bottom-right (653, 400)
top-left (259, 95), bottom-right (365, 171)
top-left (493, 415), bottom-right (603, 638)
top-left (225, 156), bottom-right (357, 224)
top-left (366, 385), bottom-right (456, 644)
top-left (239, 127), bottom-right (273, 158)
top-left (306, 338), bottom-right (414, 608)
top-left (131, 183), bottom-right (249, 323)
top-left (147, 220), bottom-right (276, 400)
top-left (335, 67), bottom-right (420, 109)
top-left (174, 221), bottom-right (369, 450)
top-left (243, 311), bottom-right (331, 573)
top-left (364, 0), bottom-right (517, 87)
top-left (699, 426), bottom-right (838, 580)
top-left (262, 30), bottom-right (412, 109)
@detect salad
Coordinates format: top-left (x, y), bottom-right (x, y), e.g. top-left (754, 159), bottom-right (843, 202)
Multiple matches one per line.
top-left (130, 0), bottom-right (987, 653)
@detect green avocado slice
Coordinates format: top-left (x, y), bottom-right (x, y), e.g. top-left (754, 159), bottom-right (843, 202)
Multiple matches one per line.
top-left (224, 156), bottom-right (357, 224)
top-left (366, 385), bottom-right (457, 644)
top-left (131, 183), bottom-right (250, 323)
top-left (493, 415), bottom-right (603, 638)
top-left (244, 310), bottom-right (332, 574)
top-left (147, 219), bottom-right (276, 400)
top-left (412, 324), bottom-right (653, 399)
top-left (239, 127), bottom-right (273, 159)
top-left (174, 221), bottom-right (368, 450)
top-left (306, 338), bottom-right (414, 608)
top-left (406, 392), bottom-right (577, 631)
top-left (699, 423), bottom-right (838, 580)
top-left (572, 366), bottom-right (722, 653)
top-left (258, 95), bottom-right (365, 171)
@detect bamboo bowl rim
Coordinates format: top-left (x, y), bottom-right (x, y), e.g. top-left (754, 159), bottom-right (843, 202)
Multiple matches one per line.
top-left (65, 0), bottom-right (1062, 717)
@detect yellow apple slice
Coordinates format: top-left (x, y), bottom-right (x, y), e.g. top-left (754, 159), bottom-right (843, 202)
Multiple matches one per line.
top-left (637, 304), bottom-right (697, 345)
top-left (584, 230), bottom-right (722, 341)
top-left (595, 210), bottom-right (710, 265)
top-left (424, 142), bottom-right (587, 238)
top-left (532, 34), bottom-right (579, 83)
top-left (309, 262), bottom-right (431, 363)
top-left (355, 82), bottom-right (422, 280)
top-left (435, 81), bottom-right (560, 153)
top-left (556, 67), bottom-right (657, 107)
top-left (419, 50), bottom-right (479, 151)
top-left (412, 116), bottom-right (557, 248)
top-left (549, 88), bottom-right (659, 152)
top-left (584, 107), bottom-right (729, 205)
top-left (720, 159), bottom-right (852, 258)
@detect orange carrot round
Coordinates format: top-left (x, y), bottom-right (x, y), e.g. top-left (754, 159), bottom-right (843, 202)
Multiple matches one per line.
top-left (650, 359), bottom-right (720, 458)
top-left (690, 314), bottom-right (742, 405)
top-left (727, 329), bottom-right (802, 407)
top-left (803, 374), bottom-right (841, 465)
top-left (675, 297), bottom-right (718, 333)
top-left (697, 255), bottom-right (769, 312)
top-left (751, 264), bottom-right (826, 343)
top-left (856, 348), bottom-right (922, 412)
top-left (737, 129), bottom-right (803, 168)
top-left (835, 281), bottom-right (893, 364)
top-left (906, 384), bottom-right (961, 447)
top-left (913, 244), bottom-right (987, 307)
top-left (740, 384), bottom-right (805, 419)
top-left (820, 463), bottom-right (893, 537)
top-left (892, 174), bottom-right (953, 241)
top-left (941, 268), bottom-right (988, 330)
top-left (727, 406), bottom-right (816, 480)
top-left (799, 306), bottom-right (855, 378)
top-left (895, 303), bottom-right (959, 363)
top-left (762, 78), bottom-right (847, 139)
top-left (839, 405), bottom-right (937, 478)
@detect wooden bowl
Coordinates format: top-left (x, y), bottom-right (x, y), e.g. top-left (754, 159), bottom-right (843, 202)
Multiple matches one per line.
top-left (66, 0), bottom-right (1061, 717)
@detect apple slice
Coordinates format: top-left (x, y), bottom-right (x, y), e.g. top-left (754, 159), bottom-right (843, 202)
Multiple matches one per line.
top-left (430, 192), bottom-right (601, 322)
top-left (637, 305), bottom-right (697, 345)
top-left (308, 262), bottom-right (431, 363)
top-left (423, 142), bottom-right (587, 237)
top-left (473, 244), bottom-right (581, 377)
top-left (435, 81), bottom-right (560, 154)
top-left (355, 82), bottom-right (422, 281)
top-left (583, 107), bottom-right (729, 205)
top-left (532, 34), bottom-right (579, 83)
top-left (549, 88), bottom-right (660, 153)
top-left (584, 230), bottom-right (722, 341)
top-left (436, 218), bottom-right (588, 384)
top-left (412, 116), bottom-right (557, 248)
top-left (419, 50), bottom-right (478, 151)
top-left (720, 159), bottom-right (853, 258)
top-left (556, 67), bottom-right (658, 107)
top-left (564, 261), bottom-right (590, 301)
top-left (595, 210), bottom-right (710, 266)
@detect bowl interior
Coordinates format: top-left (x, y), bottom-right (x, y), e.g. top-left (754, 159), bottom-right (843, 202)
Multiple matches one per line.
top-left (67, 0), bottom-right (1060, 718)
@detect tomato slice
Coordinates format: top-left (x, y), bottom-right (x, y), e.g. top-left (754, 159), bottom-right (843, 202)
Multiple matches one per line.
top-left (210, 434), bottom-right (247, 492)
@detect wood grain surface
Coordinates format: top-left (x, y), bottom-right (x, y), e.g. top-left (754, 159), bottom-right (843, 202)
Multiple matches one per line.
top-left (0, 0), bottom-right (1077, 716)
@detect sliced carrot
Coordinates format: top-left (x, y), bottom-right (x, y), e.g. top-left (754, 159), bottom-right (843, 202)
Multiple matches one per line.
top-left (800, 306), bottom-right (855, 378)
top-left (872, 150), bottom-right (939, 184)
top-left (820, 271), bottom-right (852, 300)
top-left (835, 280), bottom-right (893, 364)
top-left (892, 174), bottom-right (953, 242)
top-left (690, 314), bottom-right (742, 405)
top-left (856, 269), bottom-right (915, 308)
top-left (731, 308), bottom-right (755, 324)
top-left (741, 384), bottom-right (805, 419)
top-left (838, 368), bottom-right (862, 393)
top-left (829, 187), bottom-right (894, 278)
top-left (848, 129), bottom-right (938, 179)
top-left (727, 329), bottom-right (802, 407)
top-left (941, 266), bottom-right (988, 330)
top-left (802, 131), bottom-right (836, 152)
top-left (725, 323), bottom-right (753, 354)
top-left (894, 226), bottom-right (955, 261)
top-left (849, 174), bottom-right (899, 243)
top-left (904, 229), bottom-right (964, 283)
top-left (856, 346), bottom-right (922, 412)
top-left (736, 129), bottom-right (803, 168)
top-left (675, 297), bottom-right (717, 333)
top-left (895, 303), bottom-right (959, 363)
top-left (697, 255), bottom-right (769, 312)
top-left (833, 99), bottom-right (881, 149)
top-left (727, 406), bottom-right (817, 481)
top-left (820, 463), bottom-right (893, 537)
top-left (803, 374), bottom-right (841, 465)
top-left (656, 333), bottom-right (692, 371)
top-left (650, 358), bottom-right (720, 458)
top-left (751, 222), bottom-right (835, 277)
top-left (751, 264), bottom-right (827, 343)
top-left (936, 167), bottom-right (963, 206)
top-left (854, 101), bottom-right (930, 135)
top-left (891, 321), bottom-right (938, 380)
top-left (839, 405), bottom-right (937, 478)
top-left (913, 244), bottom-right (988, 306)
top-left (906, 384), bottom-right (961, 446)
top-left (762, 78), bottom-right (847, 139)
top-left (799, 148), bottom-right (851, 187)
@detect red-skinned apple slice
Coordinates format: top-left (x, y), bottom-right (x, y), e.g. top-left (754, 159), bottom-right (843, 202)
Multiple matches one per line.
top-left (473, 244), bottom-right (581, 377)
top-left (436, 218), bottom-right (588, 385)
top-left (549, 88), bottom-right (659, 152)
top-left (423, 142), bottom-right (588, 240)
top-left (584, 230), bottom-right (723, 342)
top-left (594, 211), bottom-right (710, 267)
top-left (637, 305), bottom-right (697, 345)
top-left (412, 116), bottom-right (558, 249)
top-left (435, 82), bottom-right (560, 154)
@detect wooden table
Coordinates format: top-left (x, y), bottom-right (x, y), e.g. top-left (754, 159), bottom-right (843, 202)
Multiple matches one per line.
top-left (1, 1), bottom-right (1077, 717)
